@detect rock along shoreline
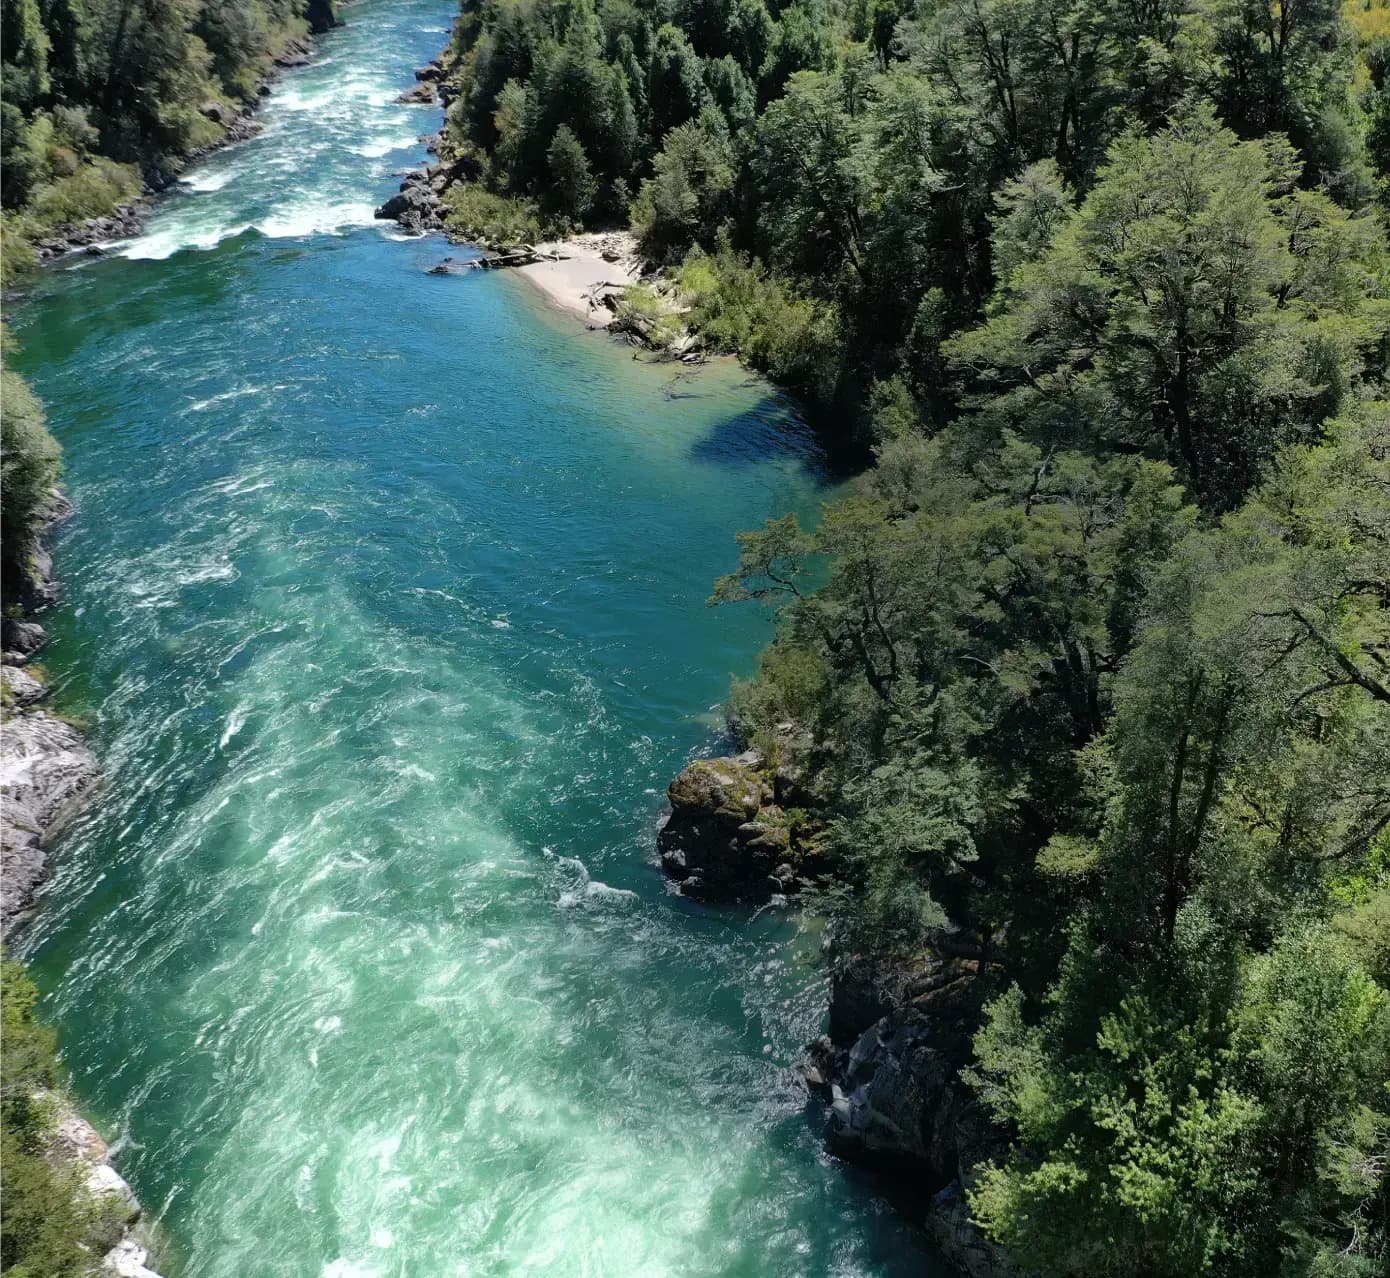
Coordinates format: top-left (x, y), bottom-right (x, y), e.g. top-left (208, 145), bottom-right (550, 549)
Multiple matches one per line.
top-left (658, 748), bottom-right (1022, 1278)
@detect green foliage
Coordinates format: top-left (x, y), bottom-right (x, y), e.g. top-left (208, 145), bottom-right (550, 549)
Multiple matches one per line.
top-left (444, 184), bottom-right (545, 244)
top-left (675, 241), bottom-right (841, 403)
top-left (962, 411), bottom-right (1390, 1273)
top-left (1, 958), bottom-right (97, 1278)
top-left (948, 107), bottom-right (1386, 510)
top-left (545, 123), bottom-right (597, 223)
top-left (1, 355), bottom-right (63, 594)
top-left (25, 156), bottom-right (141, 227)
top-left (611, 279), bottom-right (687, 347)
top-left (630, 109), bottom-right (735, 261)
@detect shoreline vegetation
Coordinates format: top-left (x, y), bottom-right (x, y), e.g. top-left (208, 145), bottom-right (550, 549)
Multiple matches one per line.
top-left (0, 343), bottom-right (163, 1278)
top-left (1, 0), bottom-right (342, 283)
top-left (398, 1), bottom-right (1390, 1274)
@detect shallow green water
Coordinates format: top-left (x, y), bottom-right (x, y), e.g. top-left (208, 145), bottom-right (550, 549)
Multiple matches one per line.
top-left (11, 3), bottom-right (939, 1274)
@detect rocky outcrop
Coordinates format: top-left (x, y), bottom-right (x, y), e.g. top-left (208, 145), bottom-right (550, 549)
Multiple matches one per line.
top-left (36, 1092), bottom-right (165, 1277)
top-left (3, 616), bottom-right (48, 659)
top-left (1, 490), bottom-right (99, 937)
top-left (802, 950), bottom-right (1023, 1278)
top-left (1, 710), bottom-right (99, 933)
top-left (274, 33), bottom-right (318, 69)
top-left (657, 750), bottom-right (822, 903)
top-left (375, 167), bottom-right (450, 233)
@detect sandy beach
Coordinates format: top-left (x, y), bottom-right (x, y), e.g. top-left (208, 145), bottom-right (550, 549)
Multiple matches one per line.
top-left (513, 231), bottom-right (643, 326)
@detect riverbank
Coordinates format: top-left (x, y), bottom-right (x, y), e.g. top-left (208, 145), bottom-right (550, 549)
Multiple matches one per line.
top-left (15, 21), bottom-right (334, 273)
top-left (375, 57), bottom-right (697, 351)
top-left (512, 232), bottom-right (643, 328)
top-left (1, 492), bottom-right (96, 936)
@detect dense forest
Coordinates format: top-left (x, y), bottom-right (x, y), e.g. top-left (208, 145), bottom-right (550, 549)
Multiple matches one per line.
top-left (437, 0), bottom-right (1390, 1273)
top-left (0, 0), bottom-right (337, 278)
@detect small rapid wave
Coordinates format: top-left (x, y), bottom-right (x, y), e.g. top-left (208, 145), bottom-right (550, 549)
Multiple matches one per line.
top-left (116, 1), bottom-right (439, 264)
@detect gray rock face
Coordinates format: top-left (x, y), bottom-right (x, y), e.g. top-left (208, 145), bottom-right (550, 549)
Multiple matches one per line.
top-left (807, 951), bottom-right (1023, 1278)
top-left (0, 709), bottom-right (98, 935)
top-left (200, 99), bottom-right (236, 126)
top-left (657, 751), bottom-right (810, 902)
top-left (375, 173), bottom-right (446, 232)
top-left (823, 955), bottom-right (986, 1183)
top-left (2, 664), bottom-right (47, 707)
top-left (2, 617), bottom-right (47, 659)
top-left (104, 1238), bottom-right (164, 1278)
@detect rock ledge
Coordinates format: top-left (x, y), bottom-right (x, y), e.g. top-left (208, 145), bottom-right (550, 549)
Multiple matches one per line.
top-left (658, 750), bottom-right (821, 903)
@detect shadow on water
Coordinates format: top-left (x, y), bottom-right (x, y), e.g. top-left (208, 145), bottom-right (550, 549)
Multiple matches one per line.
top-left (688, 392), bottom-right (834, 478)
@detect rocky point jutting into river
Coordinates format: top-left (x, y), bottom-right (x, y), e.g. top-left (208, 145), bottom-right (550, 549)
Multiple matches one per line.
top-left (658, 746), bottom-right (1020, 1278)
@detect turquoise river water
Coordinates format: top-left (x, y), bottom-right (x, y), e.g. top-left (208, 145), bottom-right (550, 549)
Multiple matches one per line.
top-left (11, 2), bottom-right (941, 1274)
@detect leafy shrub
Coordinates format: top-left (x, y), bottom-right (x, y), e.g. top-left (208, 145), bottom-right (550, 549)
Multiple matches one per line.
top-left (25, 158), bottom-right (141, 230)
top-left (675, 241), bottom-right (841, 404)
top-left (444, 185), bottom-right (545, 245)
top-left (611, 281), bottom-right (686, 348)
top-left (730, 639), bottom-right (830, 750)
top-left (0, 215), bottom-right (40, 285)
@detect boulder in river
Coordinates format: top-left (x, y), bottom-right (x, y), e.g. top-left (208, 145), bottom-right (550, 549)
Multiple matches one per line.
top-left (375, 176), bottom-right (446, 232)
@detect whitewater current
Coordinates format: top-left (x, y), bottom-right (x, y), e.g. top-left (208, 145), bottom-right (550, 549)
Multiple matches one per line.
top-left (11, 2), bottom-right (941, 1274)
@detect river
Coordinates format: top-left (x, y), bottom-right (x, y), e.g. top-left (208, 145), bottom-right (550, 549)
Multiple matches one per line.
top-left (10, 2), bottom-right (939, 1274)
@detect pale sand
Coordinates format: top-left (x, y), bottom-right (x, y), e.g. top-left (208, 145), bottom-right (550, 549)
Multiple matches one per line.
top-left (513, 231), bottom-right (643, 327)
